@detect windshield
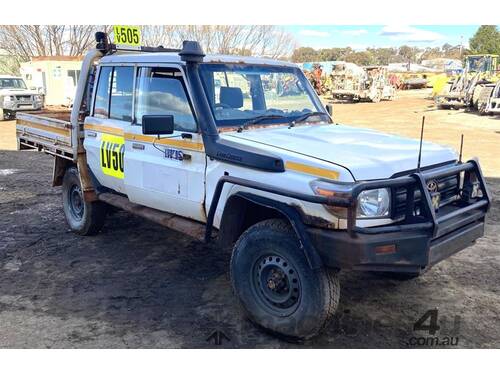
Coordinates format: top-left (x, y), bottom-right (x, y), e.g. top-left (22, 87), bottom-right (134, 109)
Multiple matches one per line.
top-left (0, 78), bottom-right (27, 90)
top-left (199, 63), bottom-right (325, 126)
top-left (466, 56), bottom-right (493, 73)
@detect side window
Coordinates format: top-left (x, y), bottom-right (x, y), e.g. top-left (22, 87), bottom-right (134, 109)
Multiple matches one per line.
top-left (135, 67), bottom-right (197, 132)
top-left (110, 66), bottom-right (134, 122)
top-left (93, 66), bottom-right (112, 118)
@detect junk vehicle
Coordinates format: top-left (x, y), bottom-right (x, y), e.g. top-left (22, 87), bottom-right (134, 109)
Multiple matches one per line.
top-left (477, 80), bottom-right (500, 116)
top-left (435, 54), bottom-right (499, 110)
top-left (16, 30), bottom-right (490, 340)
top-left (1, 75), bottom-right (43, 120)
top-left (329, 62), bottom-right (394, 102)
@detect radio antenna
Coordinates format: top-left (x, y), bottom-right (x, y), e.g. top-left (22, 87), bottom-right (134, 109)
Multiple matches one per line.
top-left (417, 116), bottom-right (425, 172)
top-left (458, 134), bottom-right (464, 163)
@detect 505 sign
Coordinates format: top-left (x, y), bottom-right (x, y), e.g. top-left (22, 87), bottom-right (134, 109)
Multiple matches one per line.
top-left (113, 26), bottom-right (141, 47)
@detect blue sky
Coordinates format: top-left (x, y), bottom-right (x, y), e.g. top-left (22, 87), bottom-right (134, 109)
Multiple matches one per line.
top-left (284, 25), bottom-right (483, 50)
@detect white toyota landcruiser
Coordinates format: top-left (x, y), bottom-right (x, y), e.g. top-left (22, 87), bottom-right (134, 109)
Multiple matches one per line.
top-left (0, 75), bottom-right (43, 120)
top-left (16, 32), bottom-right (490, 339)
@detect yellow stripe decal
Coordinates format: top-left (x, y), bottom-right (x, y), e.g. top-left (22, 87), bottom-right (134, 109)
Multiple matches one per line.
top-left (124, 133), bottom-right (205, 152)
top-left (84, 123), bottom-right (124, 136)
top-left (286, 161), bottom-right (339, 180)
top-left (83, 124), bottom-right (204, 152)
top-left (18, 120), bottom-right (70, 137)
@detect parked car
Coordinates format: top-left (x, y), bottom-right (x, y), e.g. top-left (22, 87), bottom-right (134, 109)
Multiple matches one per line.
top-left (0, 75), bottom-right (43, 120)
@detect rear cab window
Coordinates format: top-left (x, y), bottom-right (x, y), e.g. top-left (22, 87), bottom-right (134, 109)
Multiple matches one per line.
top-left (93, 65), bottom-right (134, 122)
top-left (135, 67), bottom-right (197, 133)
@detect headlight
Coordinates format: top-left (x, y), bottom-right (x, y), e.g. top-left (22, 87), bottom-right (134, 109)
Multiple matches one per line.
top-left (311, 181), bottom-right (391, 219)
top-left (357, 188), bottom-right (390, 218)
top-left (3, 95), bottom-right (13, 102)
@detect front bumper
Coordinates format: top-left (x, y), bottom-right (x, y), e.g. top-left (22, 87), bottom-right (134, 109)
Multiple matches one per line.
top-left (3, 102), bottom-right (42, 112)
top-left (308, 213), bottom-right (485, 274)
top-left (307, 160), bottom-right (490, 274)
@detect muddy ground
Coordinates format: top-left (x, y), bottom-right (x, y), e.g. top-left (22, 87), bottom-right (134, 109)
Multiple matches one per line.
top-left (0, 91), bottom-right (499, 348)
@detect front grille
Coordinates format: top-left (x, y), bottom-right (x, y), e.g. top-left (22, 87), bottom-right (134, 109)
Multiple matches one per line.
top-left (15, 95), bottom-right (32, 101)
top-left (393, 173), bottom-right (459, 219)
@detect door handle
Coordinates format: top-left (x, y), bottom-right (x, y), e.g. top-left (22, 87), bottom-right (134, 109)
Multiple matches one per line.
top-left (87, 131), bottom-right (97, 138)
top-left (132, 143), bottom-right (145, 150)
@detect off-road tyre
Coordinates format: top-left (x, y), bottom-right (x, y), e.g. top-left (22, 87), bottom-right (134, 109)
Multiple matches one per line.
top-left (1, 109), bottom-right (8, 121)
top-left (230, 219), bottom-right (340, 340)
top-left (472, 85), bottom-right (484, 109)
top-left (477, 86), bottom-right (494, 116)
top-left (62, 166), bottom-right (107, 235)
top-left (370, 91), bottom-right (381, 103)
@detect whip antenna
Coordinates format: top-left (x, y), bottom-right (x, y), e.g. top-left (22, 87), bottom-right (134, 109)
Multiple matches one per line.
top-left (417, 116), bottom-right (425, 172)
top-left (458, 134), bottom-right (464, 163)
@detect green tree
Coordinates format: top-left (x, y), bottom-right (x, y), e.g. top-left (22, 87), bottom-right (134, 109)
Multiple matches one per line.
top-left (367, 47), bottom-right (397, 65)
top-left (398, 45), bottom-right (418, 62)
top-left (317, 47), bottom-right (352, 61)
top-left (345, 51), bottom-right (375, 66)
top-left (469, 25), bottom-right (500, 55)
top-left (291, 47), bottom-right (319, 62)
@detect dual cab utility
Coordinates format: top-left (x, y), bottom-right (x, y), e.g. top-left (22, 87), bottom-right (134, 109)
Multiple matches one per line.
top-left (1, 75), bottom-right (43, 120)
top-left (16, 32), bottom-right (490, 339)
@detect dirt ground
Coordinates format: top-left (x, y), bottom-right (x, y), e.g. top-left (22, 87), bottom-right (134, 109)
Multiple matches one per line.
top-left (0, 91), bottom-right (499, 348)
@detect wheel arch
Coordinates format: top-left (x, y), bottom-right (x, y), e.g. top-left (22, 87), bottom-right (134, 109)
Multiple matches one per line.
top-left (218, 192), bottom-right (323, 269)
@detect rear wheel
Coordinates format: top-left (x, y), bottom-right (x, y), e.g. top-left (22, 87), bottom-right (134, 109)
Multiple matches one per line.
top-left (230, 219), bottom-right (340, 339)
top-left (62, 166), bottom-right (107, 235)
top-left (370, 91), bottom-right (381, 103)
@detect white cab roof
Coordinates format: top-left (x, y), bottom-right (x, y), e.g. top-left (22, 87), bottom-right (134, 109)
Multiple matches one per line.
top-left (100, 52), bottom-right (297, 68)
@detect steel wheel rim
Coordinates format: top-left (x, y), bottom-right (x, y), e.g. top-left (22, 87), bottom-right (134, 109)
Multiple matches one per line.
top-left (68, 184), bottom-right (84, 220)
top-left (252, 254), bottom-right (300, 316)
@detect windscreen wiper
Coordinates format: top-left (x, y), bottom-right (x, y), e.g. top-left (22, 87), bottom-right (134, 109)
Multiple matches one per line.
top-left (243, 114), bottom-right (286, 126)
top-left (289, 111), bottom-right (329, 127)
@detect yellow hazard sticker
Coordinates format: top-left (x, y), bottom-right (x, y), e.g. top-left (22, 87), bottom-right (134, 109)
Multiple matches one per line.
top-left (100, 134), bottom-right (125, 179)
top-left (113, 25), bottom-right (141, 47)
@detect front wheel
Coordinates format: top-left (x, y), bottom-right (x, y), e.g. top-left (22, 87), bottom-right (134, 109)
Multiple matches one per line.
top-left (230, 219), bottom-right (340, 340)
top-left (62, 166), bottom-right (107, 235)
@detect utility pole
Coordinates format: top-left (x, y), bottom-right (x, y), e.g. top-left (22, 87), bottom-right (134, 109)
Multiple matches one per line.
top-left (460, 35), bottom-right (463, 59)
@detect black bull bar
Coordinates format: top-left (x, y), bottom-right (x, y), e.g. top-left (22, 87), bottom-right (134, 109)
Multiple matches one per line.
top-left (205, 160), bottom-right (491, 242)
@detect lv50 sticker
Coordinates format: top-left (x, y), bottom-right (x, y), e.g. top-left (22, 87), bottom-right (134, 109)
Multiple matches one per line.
top-left (100, 134), bottom-right (125, 179)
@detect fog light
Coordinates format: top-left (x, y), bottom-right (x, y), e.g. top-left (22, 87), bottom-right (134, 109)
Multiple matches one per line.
top-left (375, 244), bottom-right (396, 255)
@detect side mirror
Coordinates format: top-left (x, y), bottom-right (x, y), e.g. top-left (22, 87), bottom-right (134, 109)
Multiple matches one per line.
top-left (326, 103), bottom-right (334, 117)
top-left (142, 115), bottom-right (174, 135)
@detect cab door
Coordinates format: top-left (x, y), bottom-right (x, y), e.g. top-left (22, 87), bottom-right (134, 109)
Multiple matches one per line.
top-left (84, 65), bottom-right (135, 194)
top-left (123, 65), bottom-right (206, 222)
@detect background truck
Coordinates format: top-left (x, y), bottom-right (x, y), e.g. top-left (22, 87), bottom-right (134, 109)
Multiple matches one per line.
top-left (16, 31), bottom-right (491, 340)
top-left (0, 75), bottom-right (43, 120)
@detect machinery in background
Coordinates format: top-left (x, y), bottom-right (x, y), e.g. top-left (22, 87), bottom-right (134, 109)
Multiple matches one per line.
top-left (435, 54), bottom-right (499, 110)
top-left (327, 62), bottom-right (395, 103)
top-left (477, 80), bottom-right (500, 116)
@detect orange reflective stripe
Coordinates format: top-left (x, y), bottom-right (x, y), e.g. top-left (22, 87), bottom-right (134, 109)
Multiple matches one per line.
top-left (285, 161), bottom-right (339, 180)
top-left (124, 133), bottom-right (205, 152)
top-left (84, 123), bottom-right (124, 136)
